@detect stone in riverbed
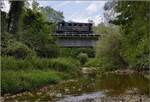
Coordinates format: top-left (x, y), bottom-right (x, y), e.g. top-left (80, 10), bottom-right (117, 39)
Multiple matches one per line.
top-left (56, 93), bottom-right (62, 98)
top-left (81, 67), bottom-right (97, 78)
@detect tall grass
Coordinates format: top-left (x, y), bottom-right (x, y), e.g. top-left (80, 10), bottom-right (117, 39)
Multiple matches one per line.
top-left (85, 58), bottom-right (102, 67)
top-left (1, 70), bottom-right (62, 94)
top-left (2, 56), bottom-right (80, 73)
top-left (1, 56), bottom-right (80, 94)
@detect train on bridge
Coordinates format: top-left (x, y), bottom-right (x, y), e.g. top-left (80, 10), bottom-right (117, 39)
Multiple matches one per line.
top-left (56, 21), bottom-right (93, 34)
top-left (53, 21), bottom-right (99, 47)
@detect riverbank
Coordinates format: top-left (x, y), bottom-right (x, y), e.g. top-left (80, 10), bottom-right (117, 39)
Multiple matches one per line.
top-left (1, 72), bottom-right (149, 102)
top-left (1, 56), bottom-right (81, 95)
top-left (105, 69), bottom-right (150, 80)
top-left (106, 69), bottom-right (148, 74)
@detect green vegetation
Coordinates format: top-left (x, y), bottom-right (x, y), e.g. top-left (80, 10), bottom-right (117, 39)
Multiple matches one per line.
top-left (60, 48), bottom-right (95, 58)
top-left (86, 1), bottom-right (149, 71)
top-left (2, 56), bottom-right (80, 72)
top-left (86, 24), bottom-right (127, 71)
top-left (78, 53), bottom-right (88, 65)
top-left (1, 56), bottom-right (80, 94)
top-left (40, 6), bottom-right (64, 22)
top-left (1, 39), bottom-right (35, 58)
top-left (1, 0), bottom-right (149, 96)
top-left (1, 1), bottom-right (80, 95)
top-left (85, 58), bottom-right (102, 68)
top-left (2, 70), bottom-right (62, 94)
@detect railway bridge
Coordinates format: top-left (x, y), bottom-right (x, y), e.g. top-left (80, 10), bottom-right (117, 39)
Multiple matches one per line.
top-left (53, 21), bottom-right (99, 47)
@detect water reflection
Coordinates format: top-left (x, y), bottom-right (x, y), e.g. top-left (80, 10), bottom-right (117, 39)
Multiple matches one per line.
top-left (4, 73), bottom-right (149, 102)
top-left (95, 73), bottom-right (149, 95)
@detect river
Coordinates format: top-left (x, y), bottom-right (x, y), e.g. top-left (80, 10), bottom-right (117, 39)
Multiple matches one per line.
top-left (3, 73), bottom-right (150, 102)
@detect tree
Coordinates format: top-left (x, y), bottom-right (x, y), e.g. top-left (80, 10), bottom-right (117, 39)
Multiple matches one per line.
top-left (40, 6), bottom-right (64, 22)
top-left (104, 1), bottom-right (150, 70)
top-left (21, 1), bottom-right (60, 58)
top-left (95, 24), bottom-right (128, 70)
top-left (7, 1), bottom-right (24, 35)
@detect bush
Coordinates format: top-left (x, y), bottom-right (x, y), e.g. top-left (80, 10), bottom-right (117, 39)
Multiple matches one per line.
top-left (1, 70), bottom-right (62, 94)
top-left (78, 53), bottom-right (88, 65)
top-left (48, 58), bottom-right (80, 73)
top-left (1, 56), bottom-right (30, 71)
top-left (60, 48), bottom-right (95, 58)
top-left (36, 44), bottom-right (60, 58)
top-left (95, 28), bottom-right (128, 70)
top-left (2, 40), bottom-right (35, 58)
top-left (85, 58), bottom-right (102, 67)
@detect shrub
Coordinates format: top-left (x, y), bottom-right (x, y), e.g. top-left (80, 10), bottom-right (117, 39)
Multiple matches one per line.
top-left (78, 53), bottom-right (88, 65)
top-left (36, 44), bottom-right (60, 58)
top-left (85, 58), bottom-right (102, 67)
top-left (96, 28), bottom-right (128, 70)
top-left (1, 70), bottom-right (62, 94)
top-left (60, 48), bottom-right (95, 58)
top-left (1, 56), bottom-right (30, 71)
top-left (48, 58), bottom-right (80, 73)
top-left (2, 40), bottom-right (35, 58)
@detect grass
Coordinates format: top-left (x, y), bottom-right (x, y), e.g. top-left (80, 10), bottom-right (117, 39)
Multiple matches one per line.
top-left (1, 56), bottom-right (81, 94)
top-left (1, 70), bottom-right (62, 94)
top-left (85, 58), bottom-right (102, 67)
top-left (2, 56), bottom-right (80, 73)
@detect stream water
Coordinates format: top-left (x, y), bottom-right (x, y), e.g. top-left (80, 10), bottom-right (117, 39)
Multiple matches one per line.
top-left (4, 73), bottom-right (149, 102)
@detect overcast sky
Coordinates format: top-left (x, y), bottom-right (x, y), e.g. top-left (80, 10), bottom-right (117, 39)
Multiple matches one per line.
top-left (1, 0), bottom-right (107, 25)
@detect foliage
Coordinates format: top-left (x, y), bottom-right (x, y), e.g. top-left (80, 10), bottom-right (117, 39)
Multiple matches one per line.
top-left (40, 6), bottom-right (64, 22)
top-left (20, 4), bottom-right (59, 58)
top-left (85, 58), bottom-right (103, 68)
top-left (60, 48), bottom-right (95, 58)
top-left (2, 1), bottom-right (62, 58)
top-left (1, 39), bottom-right (35, 58)
top-left (77, 53), bottom-right (88, 65)
top-left (1, 70), bottom-right (62, 94)
top-left (95, 24), bottom-right (127, 70)
top-left (2, 56), bottom-right (80, 74)
top-left (36, 44), bottom-right (60, 58)
top-left (1, 56), bottom-right (80, 94)
top-left (8, 1), bottom-right (24, 35)
top-left (1, 11), bottom-right (8, 33)
top-left (105, 1), bottom-right (150, 70)
top-left (1, 0), bottom-right (81, 95)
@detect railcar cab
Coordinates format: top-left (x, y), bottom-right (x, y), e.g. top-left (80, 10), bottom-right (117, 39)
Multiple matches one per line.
top-left (56, 21), bottom-right (93, 34)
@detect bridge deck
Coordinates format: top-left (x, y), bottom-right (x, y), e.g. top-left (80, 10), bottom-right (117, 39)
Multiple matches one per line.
top-left (52, 33), bottom-right (100, 47)
top-left (53, 33), bottom-right (100, 39)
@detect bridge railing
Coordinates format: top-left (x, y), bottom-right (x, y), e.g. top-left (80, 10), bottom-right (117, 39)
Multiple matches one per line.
top-left (53, 32), bottom-right (99, 36)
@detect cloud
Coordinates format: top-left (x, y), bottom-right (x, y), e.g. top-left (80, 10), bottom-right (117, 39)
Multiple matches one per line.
top-left (86, 3), bottom-right (98, 14)
top-left (86, 1), bottom-right (106, 14)
top-left (74, 1), bottom-right (81, 3)
top-left (54, 1), bottom-right (71, 8)
top-left (66, 13), bottom-right (104, 26)
top-left (1, 0), bottom-right (10, 13)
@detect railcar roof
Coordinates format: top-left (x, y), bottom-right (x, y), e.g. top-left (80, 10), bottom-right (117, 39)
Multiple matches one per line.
top-left (58, 21), bottom-right (93, 24)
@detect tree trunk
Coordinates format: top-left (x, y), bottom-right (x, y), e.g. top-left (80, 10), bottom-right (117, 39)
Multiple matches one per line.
top-left (8, 1), bottom-right (24, 34)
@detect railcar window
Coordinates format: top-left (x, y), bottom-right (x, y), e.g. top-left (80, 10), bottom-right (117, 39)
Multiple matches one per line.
top-left (68, 23), bottom-right (72, 26)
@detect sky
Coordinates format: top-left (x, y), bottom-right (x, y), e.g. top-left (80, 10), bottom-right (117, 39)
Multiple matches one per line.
top-left (37, 0), bottom-right (107, 25)
top-left (1, 0), bottom-right (107, 25)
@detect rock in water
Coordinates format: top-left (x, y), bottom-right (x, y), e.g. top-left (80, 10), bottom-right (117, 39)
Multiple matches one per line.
top-left (81, 67), bottom-right (97, 78)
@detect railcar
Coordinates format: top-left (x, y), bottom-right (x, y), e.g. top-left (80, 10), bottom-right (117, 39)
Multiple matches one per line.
top-left (56, 21), bottom-right (93, 34)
